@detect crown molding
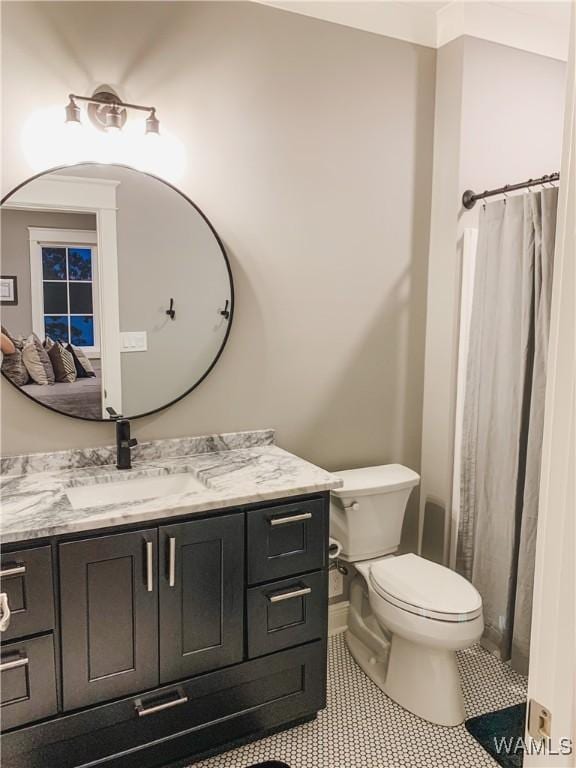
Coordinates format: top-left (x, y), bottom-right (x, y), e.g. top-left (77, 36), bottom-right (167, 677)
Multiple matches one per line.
top-left (437, 2), bottom-right (570, 61)
top-left (254, 1), bottom-right (438, 47)
top-left (254, 1), bottom-right (570, 61)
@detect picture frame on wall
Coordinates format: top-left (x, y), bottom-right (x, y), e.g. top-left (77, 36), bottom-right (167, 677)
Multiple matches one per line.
top-left (0, 276), bottom-right (18, 306)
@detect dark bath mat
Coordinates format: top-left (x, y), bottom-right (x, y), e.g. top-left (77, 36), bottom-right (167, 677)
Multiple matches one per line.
top-left (247, 763), bottom-right (290, 767)
top-left (466, 702), bottom-right (527, 768)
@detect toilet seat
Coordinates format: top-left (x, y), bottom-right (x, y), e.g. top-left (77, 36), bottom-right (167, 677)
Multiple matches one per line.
top-left (369, 553), bottom-right (482, 623)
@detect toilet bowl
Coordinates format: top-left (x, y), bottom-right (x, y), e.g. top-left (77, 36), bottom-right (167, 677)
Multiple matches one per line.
top-left (353, 553), bottom-right (483, 726)
top-left (330, 465), bottom-right (483, 727)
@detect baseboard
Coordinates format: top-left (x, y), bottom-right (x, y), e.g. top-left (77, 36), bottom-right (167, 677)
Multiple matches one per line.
top-left (328, 600), bottom-right (349, 636)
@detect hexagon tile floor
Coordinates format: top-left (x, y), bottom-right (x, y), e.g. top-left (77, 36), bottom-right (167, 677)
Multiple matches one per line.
top-left (192, 633), bottom-right (527, 768)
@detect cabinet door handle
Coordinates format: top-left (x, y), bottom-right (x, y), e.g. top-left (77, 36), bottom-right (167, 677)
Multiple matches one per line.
top-left (0, 654), bottom-right (28, 672)
top-left (145, 541), bottom-right (154, 593)
top-left (268, 586), bottom-right (312, 603)
top-left (0, 593), bottom-right (11, 633)
top-left (168, 537), bottom-right (176, 588)
top-left (269, 512), bottom-right (312, 526)
top-left (0, 564), bottom-right (26, 578)
top-left (135, 693), bottom-right (188, 717)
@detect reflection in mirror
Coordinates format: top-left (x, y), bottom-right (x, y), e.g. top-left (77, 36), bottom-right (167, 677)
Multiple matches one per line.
top-left (0, 164), bottom-right (233, 420)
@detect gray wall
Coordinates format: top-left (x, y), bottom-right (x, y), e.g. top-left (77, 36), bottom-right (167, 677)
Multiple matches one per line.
top-left (1, 208), bottom-right (97, 337)
top-left (419, 36), bottom-right (566, 563)
top-left (1, 2), bottom-right (436, 550)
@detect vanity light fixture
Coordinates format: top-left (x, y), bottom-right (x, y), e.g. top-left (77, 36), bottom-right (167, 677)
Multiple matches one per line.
top-left (65, 87), bottom-right (160, 135)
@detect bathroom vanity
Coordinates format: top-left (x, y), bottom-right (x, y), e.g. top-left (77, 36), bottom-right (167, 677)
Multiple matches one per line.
top-left (0, 430), bottom-right (341, 768)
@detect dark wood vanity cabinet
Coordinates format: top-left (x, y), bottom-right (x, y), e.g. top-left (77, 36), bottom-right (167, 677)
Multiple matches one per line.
top-left (1, 493), bottom-right (330, 768)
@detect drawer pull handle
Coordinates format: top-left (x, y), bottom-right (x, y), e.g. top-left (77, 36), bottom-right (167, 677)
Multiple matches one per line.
top-left (269, 512), bottom-right (312, 527)
top-left (168, 537), bottom-right (176, 588)
top-left (146, 541), bottom-right (154, 593)
top-left (0, 564), bottom-right (26, 578)
top-left (268, 586), bottom-right (312, 603)
top-left (0, 593), bottom-right (11, 633)
top-left (135, 693), bottom-right (188, 717)
top-left (0, 654), bottom-right (29, 672)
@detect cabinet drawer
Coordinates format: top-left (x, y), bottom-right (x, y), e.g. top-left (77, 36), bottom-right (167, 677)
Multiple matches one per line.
top-left (247, 498), bottom-right (327, 584)
top-left (3, 642), bottom-right (326, 768)
top-left (247, 570), bottom-right (327, 658)
top-left (0, 546), bottom-right (54, 642)
top-left (0, 634), bottom-right (58, 731)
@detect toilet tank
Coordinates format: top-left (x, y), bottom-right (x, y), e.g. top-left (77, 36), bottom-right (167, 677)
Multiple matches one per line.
top-left (330, 464), bottom-right (420, 562)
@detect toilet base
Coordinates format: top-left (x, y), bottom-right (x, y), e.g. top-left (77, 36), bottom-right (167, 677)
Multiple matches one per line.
top-left (345, 628), bottom-right (390, 692)
top-left (384, 634), bottom-right (465, 726)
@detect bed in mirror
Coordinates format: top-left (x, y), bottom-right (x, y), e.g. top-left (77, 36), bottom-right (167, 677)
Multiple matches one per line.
top-left (0, 163), bottom-right (233, 420)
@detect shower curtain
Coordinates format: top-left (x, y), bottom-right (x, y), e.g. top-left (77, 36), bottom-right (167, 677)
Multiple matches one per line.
top-left (456, 187), bottom-right (558, 675)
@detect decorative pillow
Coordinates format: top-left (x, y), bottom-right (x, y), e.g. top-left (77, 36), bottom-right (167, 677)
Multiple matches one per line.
top-left (66, 344), bottom-right (96, 378)
top-left (47, 341), bottom-right (77, 383)
top-left (22, 333), bottom-right (55, 385)
top-left (1, 325), bottom-right (25, 350)
top-left (2, 342), bottom-right (30, 387)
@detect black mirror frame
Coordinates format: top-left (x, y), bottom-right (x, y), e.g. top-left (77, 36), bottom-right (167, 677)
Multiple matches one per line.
top-left (0, 162), bottom-right (234, 422)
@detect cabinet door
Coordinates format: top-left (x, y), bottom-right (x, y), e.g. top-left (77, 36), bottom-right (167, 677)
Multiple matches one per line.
top-left (159, 514), bottom-right (244, 684)
top-left (59, 529), bottom-right (158, 711)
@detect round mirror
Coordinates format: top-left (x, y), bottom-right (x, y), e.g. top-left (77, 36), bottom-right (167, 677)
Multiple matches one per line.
top-left (0, 163), bottom-right (233, 420)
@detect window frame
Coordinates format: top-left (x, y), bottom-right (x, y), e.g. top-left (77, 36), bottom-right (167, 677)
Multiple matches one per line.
top-left (29, 227), bottom-right (100, 357)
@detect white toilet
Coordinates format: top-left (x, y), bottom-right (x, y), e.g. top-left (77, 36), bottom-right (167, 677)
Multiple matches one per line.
top-left (330, 464), bottom-right (483, 727)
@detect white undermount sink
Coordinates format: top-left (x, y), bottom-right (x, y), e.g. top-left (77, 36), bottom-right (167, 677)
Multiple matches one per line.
top-left (66, 473), bottom-right (208, 510)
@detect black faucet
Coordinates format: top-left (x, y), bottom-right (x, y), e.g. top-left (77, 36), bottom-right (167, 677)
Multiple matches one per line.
top-left (107, 408), bottom-right (138, 470)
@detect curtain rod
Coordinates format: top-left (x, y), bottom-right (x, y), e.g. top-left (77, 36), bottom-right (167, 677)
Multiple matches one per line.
top-left (462, 172), bottom-right (560, 210)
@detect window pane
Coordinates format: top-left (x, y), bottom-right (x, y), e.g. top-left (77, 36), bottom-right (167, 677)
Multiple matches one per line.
top-left (43, 282), bottom-right (68, 314)
top-left (42, 248), bottom-right (67, 280)
top-left (44, 315), bottom-right (69, 343)
top-left (68, 248), bottom-right (92, 280)
top-left (70, 316), bottom-right (94, 346)
top-left (69, 283), bottom-right (93, 314)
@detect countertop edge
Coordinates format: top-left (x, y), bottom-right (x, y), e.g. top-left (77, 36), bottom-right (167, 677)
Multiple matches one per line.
top-left (1, 478), bottom-right (342, 545)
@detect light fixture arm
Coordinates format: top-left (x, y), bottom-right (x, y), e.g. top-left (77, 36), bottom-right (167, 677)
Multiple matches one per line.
top-left (68, 93), bottom-right (157, 115)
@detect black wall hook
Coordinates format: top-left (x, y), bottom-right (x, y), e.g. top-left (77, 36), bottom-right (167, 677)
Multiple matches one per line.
top-left (219, 300), bottom-right (230, 320)
top-left (166, 298), bottom-right (175, 320)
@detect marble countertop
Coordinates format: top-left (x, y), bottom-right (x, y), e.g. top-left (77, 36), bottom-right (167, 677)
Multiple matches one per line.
top-left (0, 430), bottom-right (343, 544)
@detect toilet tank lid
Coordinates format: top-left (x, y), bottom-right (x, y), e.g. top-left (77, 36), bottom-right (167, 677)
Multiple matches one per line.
top-left (331, 464), bottom-right (420, 499)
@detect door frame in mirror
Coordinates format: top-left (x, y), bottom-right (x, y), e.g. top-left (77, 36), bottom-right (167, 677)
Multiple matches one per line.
top-left (0, 162), bottom-right (234, 422)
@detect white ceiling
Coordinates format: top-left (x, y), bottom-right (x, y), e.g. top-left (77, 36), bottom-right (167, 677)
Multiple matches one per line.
top-left (255, 1), bottom-right (571, 60)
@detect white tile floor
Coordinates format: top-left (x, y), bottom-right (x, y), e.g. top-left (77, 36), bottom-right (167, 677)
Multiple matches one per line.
top-left (193, 633), bottom-right (527, 768)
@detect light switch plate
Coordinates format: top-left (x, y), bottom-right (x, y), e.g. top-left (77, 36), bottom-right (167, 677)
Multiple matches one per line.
top-left (120, 331), bottom-right (148, 352)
